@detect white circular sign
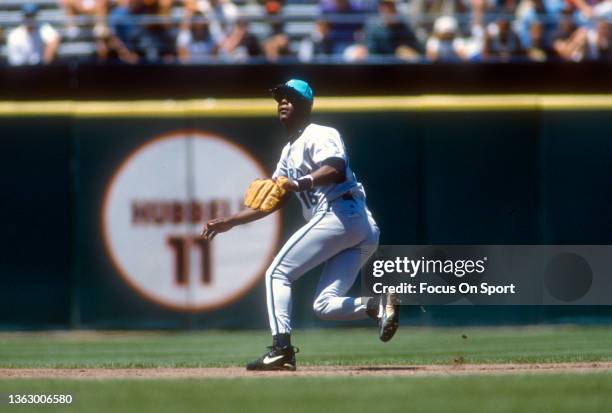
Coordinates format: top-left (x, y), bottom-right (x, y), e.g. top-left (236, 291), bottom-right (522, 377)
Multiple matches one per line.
top-left (102, 131), bottom-right (281, 311)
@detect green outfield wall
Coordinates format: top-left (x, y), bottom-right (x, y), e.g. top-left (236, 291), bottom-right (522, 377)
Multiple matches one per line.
top-left (1, 98), bottom-right (611, 329)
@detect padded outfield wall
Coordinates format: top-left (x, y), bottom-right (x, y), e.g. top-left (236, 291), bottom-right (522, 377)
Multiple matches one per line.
top-left (1, 65), bottom-right (612, 329)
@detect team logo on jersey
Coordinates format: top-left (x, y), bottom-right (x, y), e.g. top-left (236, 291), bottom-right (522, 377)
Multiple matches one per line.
top-left (102, 131), bottom-right (281, 311)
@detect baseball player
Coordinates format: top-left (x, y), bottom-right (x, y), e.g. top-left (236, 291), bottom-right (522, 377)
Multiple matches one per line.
top-left (201, 79), bottom-right (399, 371)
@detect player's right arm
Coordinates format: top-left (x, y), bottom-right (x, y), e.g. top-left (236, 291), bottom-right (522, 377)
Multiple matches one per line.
top-left (200, 185), bottom-right (289, 241)
top-left (200, 209), bottom-right (264, 241)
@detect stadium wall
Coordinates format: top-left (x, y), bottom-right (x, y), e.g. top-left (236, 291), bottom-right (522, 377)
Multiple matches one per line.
top-left (1, 79), bottom-right (611, 330)
top-left (2, 63), bottom-right (612, 100)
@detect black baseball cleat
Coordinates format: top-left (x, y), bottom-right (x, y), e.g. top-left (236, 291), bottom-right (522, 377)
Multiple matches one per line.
top-left (379, 292), bottom-right (400, 342)
top-left (246, 345), bottom-right (299, 371)
top-left (367, 293), bottom-right (400, 342)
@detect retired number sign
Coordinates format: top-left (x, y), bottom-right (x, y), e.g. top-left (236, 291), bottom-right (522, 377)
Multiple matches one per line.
top-left (102, 131), bottom-right (281, 311)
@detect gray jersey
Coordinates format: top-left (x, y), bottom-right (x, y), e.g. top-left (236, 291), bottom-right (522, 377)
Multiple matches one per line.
top-left (265, 122), bottom-right (380, 336)
top-left (272, 123), bottom-right (365, 220)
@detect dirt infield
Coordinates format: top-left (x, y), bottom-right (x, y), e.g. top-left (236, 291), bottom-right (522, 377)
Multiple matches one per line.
top-left (2, 362), bottom-right (611, 379)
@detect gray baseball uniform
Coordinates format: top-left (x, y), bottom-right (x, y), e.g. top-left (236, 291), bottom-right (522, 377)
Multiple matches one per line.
top-left (266, 123), bottom-right (380, 335)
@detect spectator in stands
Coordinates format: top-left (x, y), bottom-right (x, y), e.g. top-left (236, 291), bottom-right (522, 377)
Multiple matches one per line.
top-left (177, 10), bottom-right (221, 62)
top-left (553, 17), bottom-right (611, 61)
top-left (108, 0), bottom-right (176, 62)
top-left (342, 39), bottom-right (369, 61)
top-left (6, 4), bottom-right (61, 66)
top-left (218, 18), bottom-right (262, 61)
top-left (320, 0), bottom-right (367, 55)
top-left (96, 16), bottom-right (140, 63)
top-left (554, 26), bottom-right (590, 61)
top-left (298, 20), bottom-right (334, 61)
top-left (455, 0), bottom-right (488, 61)
top-left (525, 20), bottom-right (553, 61)
top-left (262, 0), bottom-right (291, 61)
top-left (365, 0), bottom-right (422, 61)
top-left (515, 0), bottom-right (562, 48)
top-left (482, 17), bottom-right (524, 61)
top-left (496, 0), bottom-right (520, 13)
top-left (552, 9), bottom-right (588, 61)
top-left (411, 0), bottom-right (468, 19)
top-left (184, 0), bottom-right (239, 40)
top-left (59, 0), bottom-right (108, 38)
top-left (566, 0), bottom-right (612, 19)
top-left (426, 16), bottom-right (467, 62)
top-left (410, 0), bottom-right (469, 36)
top-left (107, 0), bottom-right (141, 58)
top-left (586, 19), bottom-right (611, 60)
top-left (136, 0), bottom-right (177, 62)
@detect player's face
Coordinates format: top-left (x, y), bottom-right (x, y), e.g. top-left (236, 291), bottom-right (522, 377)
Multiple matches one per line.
top-left (277, 97), bottom-right (295, 122)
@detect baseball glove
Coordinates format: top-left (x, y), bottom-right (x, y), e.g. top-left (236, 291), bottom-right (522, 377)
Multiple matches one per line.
top-left (244, 177), bottom-right (290, 213)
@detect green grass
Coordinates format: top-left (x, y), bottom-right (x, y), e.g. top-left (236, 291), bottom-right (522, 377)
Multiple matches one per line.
top-left (0, 326), bottom-right (611, 368)
top-left (1, 327), bottom-right (610, 413)
top-left (1, 374), bottom-right (611, 413)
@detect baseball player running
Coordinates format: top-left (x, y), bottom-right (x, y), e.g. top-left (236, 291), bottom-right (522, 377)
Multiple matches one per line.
top-left (201, 79), bottom-right (399, 371)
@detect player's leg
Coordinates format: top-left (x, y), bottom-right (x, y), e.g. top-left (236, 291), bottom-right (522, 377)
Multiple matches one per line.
top-left (265, 211), bottom-right (367, 336)
top-left (312, 212), bottom-right (399, 342)
top-left (247, 210), bottom-right (365, 371)
top-left (311, 211), bottom-right (379, 320)
top-left (361, 210), bottom-right (401, 342)
top-left (312, 242), bottom-right (378, 321)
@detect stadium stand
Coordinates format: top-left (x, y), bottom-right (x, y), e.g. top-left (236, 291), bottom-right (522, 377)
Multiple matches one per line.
top-left (0, 0), bottom-right (610, 63)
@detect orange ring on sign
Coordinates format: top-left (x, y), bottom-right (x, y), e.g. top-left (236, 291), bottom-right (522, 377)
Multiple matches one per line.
top-left (101, 129), bottom-right (283, 312)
